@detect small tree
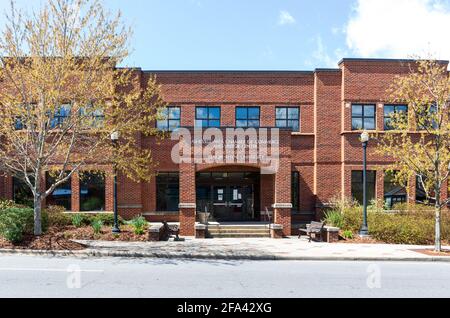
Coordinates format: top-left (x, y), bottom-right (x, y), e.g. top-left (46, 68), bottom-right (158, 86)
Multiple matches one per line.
top-left (376, 59), bottom-right (450, 252)
top-left (0, 0), bottom-right (166, 235)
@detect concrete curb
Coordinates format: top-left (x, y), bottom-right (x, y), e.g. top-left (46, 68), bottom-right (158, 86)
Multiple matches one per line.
top-left (1, 248), bottom-right (450, 262)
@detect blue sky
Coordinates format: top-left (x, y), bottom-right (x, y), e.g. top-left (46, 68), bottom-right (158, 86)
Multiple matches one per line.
top-left (2, 0), bottom-right (450, 70)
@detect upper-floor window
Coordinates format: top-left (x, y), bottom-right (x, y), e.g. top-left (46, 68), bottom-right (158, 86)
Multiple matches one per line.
top-left (157, 106), bottom-right (180, 131)
top-left (50, 104), bottom-right (71, 128)
top-left (384, 105), bottom-right (408, 130)
top-left (417, 103), bottom-right (438, 130)
top-left (236, 107), bottom-right (260, 128)
top-left (195, 107), bottom-right (221, 128)
top-left (276, 107), bottom-right (299, 131)
top-left (352, 104), bottom-right (376, 130)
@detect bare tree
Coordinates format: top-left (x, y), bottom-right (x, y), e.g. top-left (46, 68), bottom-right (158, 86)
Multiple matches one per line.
top-left (376, 59), bottom-right (450, 252)
top-left (0, 0), bottom-right (166, 235)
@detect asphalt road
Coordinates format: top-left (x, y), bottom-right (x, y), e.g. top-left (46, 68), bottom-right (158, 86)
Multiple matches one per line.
top-left (0, 254), bottom-right (449, 298)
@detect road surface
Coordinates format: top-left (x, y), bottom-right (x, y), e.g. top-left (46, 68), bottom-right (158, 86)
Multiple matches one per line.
top-left (0, 254), bottom-right (449, 298)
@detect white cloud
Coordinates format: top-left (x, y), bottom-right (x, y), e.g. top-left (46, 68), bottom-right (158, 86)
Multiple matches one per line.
top-left (278, 10), bottom-right (296, 25)
top-left (309, 36), bottom-right (345, 68)
top-left (346, 0), bottom-right (450, 59)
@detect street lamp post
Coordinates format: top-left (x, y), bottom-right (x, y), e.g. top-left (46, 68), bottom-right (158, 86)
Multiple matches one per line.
top-left (359, 131), bottom-right (369, 236)
top-left (111, 131), bottom-right (121, 234)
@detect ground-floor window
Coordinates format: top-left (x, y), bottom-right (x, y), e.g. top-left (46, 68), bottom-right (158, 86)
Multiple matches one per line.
top-left (80, 171), bottom-right (105, 211)
top-left (416, 175), bottom-right (435, 204)
top-left (156, 172), bottom-right (179, 211)
top-left (46, 172), bottom-right (72, 211)
top-left (291, 171), bottom-right (299, 212)
top-left (384, 171), bottom-right (407, 209)
top-left (351, 170), bottom-right (376, 205)
top-left (12, 176), bottom-right (34, 207)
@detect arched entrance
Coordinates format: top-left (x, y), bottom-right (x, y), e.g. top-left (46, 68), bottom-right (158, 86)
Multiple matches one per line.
top-left (196, 166), bottom-right (261, 222)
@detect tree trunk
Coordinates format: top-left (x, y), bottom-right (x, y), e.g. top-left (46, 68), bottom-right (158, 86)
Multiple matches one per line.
top-left (34, 195), bottom-right (42, 236)
top-left (434, 204), bottom-right (441, 252)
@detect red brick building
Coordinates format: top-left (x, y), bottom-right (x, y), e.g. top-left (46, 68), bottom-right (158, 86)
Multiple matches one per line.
top-left (1, 58), bottom-right (448, 236)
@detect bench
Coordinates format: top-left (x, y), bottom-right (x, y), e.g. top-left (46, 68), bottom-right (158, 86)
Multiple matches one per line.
top-left (298, 221), bottom-right (325, 242)
top-left (162, 221), bottom-right (181, 241)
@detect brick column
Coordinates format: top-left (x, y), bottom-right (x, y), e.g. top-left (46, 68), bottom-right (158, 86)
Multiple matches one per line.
top-left (376, 169), bottom-right (384, 205)
top-left (71, 172), bottom-right (80, 212)
top-left (407, 175), bottom-right (416, 204)
top-left (272, 130), bottom-right (292, 237)
top-left (179, 162), bottom-right (196, 236)
top-left (105, 168), bottom-right (114, 212)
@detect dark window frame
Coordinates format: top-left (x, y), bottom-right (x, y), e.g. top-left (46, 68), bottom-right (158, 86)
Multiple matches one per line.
top-left (351, 170), bottom-right (376, 204)
top-left (276, 106), bottom-right (300, 131)
top-left (351, 104), bottom-right (376, 130)
top-left (50, 104), bottom-right (72, 128)
top-left (235, 106), bottom-right (261, 128)
top-left (384, 104), bottom-right (408, 130)
top-left (79, 171), bottom-right (106, 212)
top-left (45, 171), bottom-right (72, 211)
top-left (156, 106), bottom-right (181, 131)
top-left (195, 106), bottom-right (221, 128)
top-left (156, 172), bottom-right (180, 212)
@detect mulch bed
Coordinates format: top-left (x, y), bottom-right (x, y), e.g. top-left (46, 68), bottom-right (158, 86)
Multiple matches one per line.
top-left (63, 225), bottom-right (149, 242)
top-left (0, 227), bottom-right (86, 251)
top-left (0, 225), bottom-right (150, 251)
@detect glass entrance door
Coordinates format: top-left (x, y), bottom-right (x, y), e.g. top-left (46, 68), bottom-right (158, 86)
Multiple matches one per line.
top-left (211, 185), bottom-right (254, 221)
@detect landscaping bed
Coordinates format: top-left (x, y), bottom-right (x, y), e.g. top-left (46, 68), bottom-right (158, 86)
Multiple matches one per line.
top-left (0, 201), bottom-right (151, 250)
top-left (0, 227), bottom-right (86, 251)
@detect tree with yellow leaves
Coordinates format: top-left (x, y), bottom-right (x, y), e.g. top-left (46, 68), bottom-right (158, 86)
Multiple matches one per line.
top-left (0, 0), bottom-right (166, 235)
top-left (376, 59), bottom-right (450, 252)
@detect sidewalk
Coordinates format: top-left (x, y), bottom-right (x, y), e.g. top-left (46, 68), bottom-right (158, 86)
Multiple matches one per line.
top-left (2, 237), bottom-right (448, 262)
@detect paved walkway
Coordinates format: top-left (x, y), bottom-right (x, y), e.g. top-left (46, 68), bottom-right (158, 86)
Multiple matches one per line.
top-left (58, 237), bottom-right (450, 261)
top-left (2, 237), bottom-right (449, 261)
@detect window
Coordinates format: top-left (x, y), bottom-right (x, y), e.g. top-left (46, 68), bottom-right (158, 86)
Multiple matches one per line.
top-left (351, 170), bottom-right (376, 204)
top-left (417, 104), bottom-right (438, 130)
top-left (291, 171), bottom-right (300, 212)
top-left (50, 104), bottom-right (71, 128)
top-left (156, 172), bottom-right (179, 211)
top-left (81, 107), bottom-right (105, 128)
top-left (80, 172), bottom-right (105, 211)
top-left (46, 172), bottom-right (72, 211)
top-left (13, 177), bottom-right (34, 207)
top-left (195, 107), bottom-right (221, 128)
top-left (157, 106), bottom-right (181, 131)
top-left (352, 104), bottom-right (376, 130)
top-left (276, 107), bottom-right (299, 131)
top-left (384, 171), bottom-right (406, 209)
top-left (384, 105), bottom-right (408, 130)
top-left (415, 175), bottom-right (435, 204)
top-left (235, 107), bottom-right (260, 128)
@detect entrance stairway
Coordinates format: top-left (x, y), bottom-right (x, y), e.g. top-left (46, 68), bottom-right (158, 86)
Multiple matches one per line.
top-left (206, 223), bottom-right (271, 238)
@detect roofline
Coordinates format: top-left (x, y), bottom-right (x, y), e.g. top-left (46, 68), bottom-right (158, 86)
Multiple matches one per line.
top-left (141, 70), bottom-right (314, 74)
top-left (338, 58), bottom-right (449, 65)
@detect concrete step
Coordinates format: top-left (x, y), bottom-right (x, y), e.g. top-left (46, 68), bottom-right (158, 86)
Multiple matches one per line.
top-left (208, 233), bottom-right (271, 238)
top-left (205, 224), bottom-right (270, 238)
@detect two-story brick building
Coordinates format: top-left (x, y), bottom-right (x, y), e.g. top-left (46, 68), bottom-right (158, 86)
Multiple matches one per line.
top-left (1, 58), bottom-right (448, 237)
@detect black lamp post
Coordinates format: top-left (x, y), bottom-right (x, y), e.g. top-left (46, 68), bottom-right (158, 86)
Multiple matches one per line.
top-left (359, 131), bottom-right (369, 236)
top-left (111, 131), bottom-right (121, 234)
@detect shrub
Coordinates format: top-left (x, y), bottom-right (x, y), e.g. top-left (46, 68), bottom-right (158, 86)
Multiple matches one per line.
top-left (0, 200), bottom-right (18, 211)
top-left (130, 216), bottom-right (147, 235)
top-left (92, 213), bottom-right (123, 226)
top-left (332, 199), bottom-right (450, 245)
top-left (72, 214), bottom-right (84, 228)
top-left (342, 230), bottom-right (353, 240)
top-left (45, 206), bottom-right (71, 227)
top-left (91, 219), bottom-right (103, 234)
top-left (0, 207), bottom-right (47, 242)
top-left (323, 210), bottom-right (344, 228)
